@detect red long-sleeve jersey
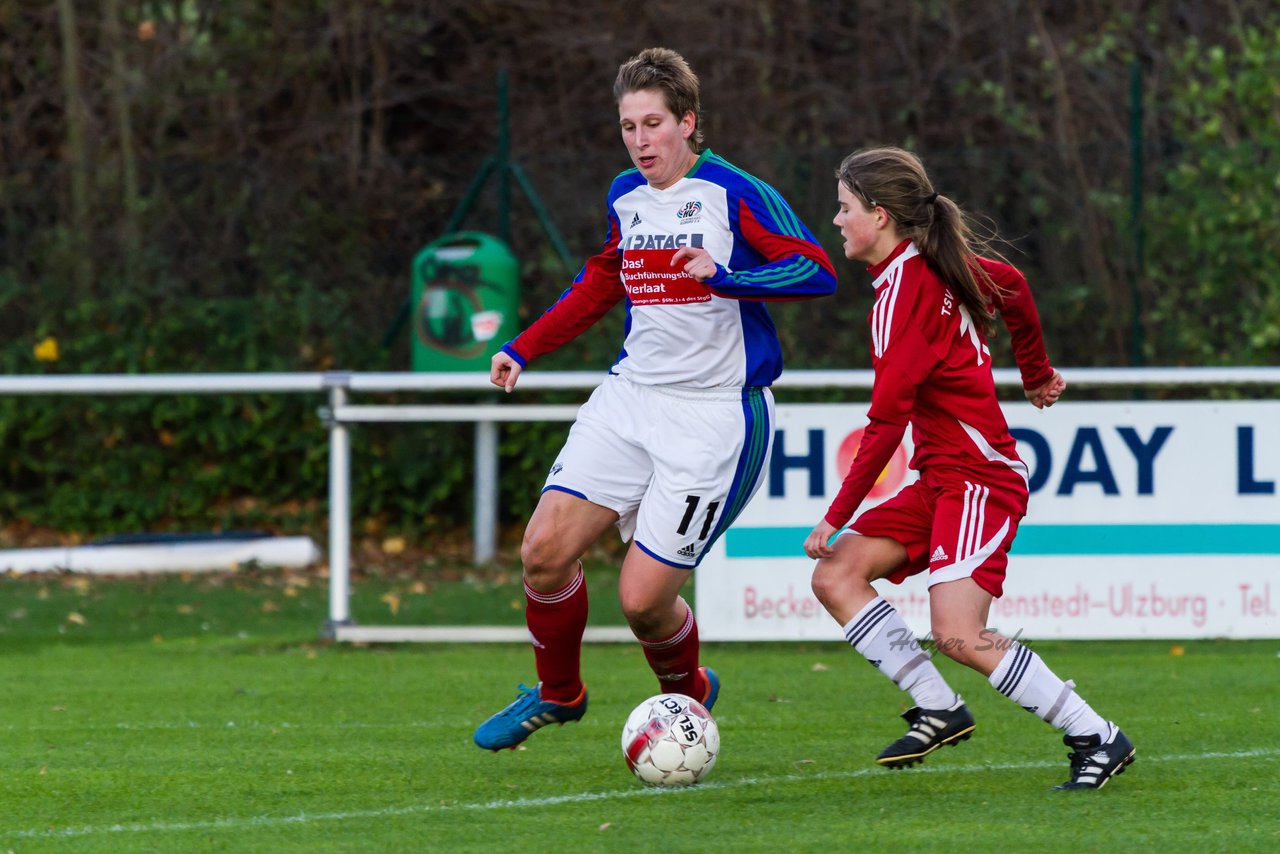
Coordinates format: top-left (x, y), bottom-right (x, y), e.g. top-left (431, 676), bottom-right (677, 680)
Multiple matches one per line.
top-left (824, 240), bottom-right (1055, 529)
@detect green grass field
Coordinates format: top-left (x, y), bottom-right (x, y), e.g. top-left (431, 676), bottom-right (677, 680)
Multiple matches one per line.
top-left (1, 564), bottom-right (1277, 852)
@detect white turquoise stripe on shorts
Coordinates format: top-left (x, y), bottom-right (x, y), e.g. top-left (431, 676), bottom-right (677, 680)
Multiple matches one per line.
top-left (696, 386), bottom-right (774, 566)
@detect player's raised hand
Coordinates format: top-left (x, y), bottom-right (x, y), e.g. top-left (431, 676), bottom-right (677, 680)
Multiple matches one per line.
top-left (803, 519), bottom-right (839, 560)
top-left (671, 246), bottom-right (718, 281)
top-left (490, 351), bottom-right (523, 393)
top-left (1026, 369), bottom-right (1066, 409)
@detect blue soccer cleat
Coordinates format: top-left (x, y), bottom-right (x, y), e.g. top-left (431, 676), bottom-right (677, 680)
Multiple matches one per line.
top-left (698, 666), bottom-right (720, 712)
top-left (473, 683), bottom-right (588, 751)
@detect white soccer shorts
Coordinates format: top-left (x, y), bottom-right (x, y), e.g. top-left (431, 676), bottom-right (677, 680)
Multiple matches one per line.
top-left (543, 373), bottom-right (774, 568)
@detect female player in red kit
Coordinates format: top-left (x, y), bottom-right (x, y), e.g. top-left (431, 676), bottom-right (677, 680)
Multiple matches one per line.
top-left (804, 147), bottom-right (1134, 790)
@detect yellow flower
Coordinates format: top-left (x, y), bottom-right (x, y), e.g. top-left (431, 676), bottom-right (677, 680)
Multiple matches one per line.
top-left (34, 336), bottom-right (60, 362)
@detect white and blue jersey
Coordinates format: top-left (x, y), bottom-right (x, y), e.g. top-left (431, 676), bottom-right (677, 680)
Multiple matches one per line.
top-left (504, 150), bottom-right (836, 389)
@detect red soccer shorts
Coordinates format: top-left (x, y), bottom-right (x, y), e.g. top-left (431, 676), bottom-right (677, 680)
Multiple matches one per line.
top-left (846, 468), bottom-right (1028, 598)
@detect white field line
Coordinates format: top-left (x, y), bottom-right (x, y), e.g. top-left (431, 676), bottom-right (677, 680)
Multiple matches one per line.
top-left (5, 748), bottom-right (1278, 841)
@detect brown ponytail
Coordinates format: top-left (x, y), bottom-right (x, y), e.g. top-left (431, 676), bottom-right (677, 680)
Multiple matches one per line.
top-left (836, 147), bottom-right (1008, 337)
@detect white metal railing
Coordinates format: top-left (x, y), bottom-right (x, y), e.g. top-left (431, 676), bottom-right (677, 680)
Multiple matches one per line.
top-left (5, 366), bottom-right (1280, 636)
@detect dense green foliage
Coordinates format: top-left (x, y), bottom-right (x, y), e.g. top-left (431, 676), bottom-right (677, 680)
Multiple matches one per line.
top-left (1143, 26), bottom-right (1280, 364)
top-left (0, 569), bottom-right (1276, 851)
top-left (2, 2), bottom-right (1278, 536)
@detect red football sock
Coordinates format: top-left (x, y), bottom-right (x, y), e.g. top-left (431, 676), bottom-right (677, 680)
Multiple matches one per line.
top-left (525, 562), bottom-right (588, 704)
top-left (637, 604), bottom-right (702, 699)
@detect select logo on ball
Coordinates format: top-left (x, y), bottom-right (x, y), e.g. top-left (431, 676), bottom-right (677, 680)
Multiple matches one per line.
top-left (621, 693), bottom-right (719, 787)
top-left (834, 428), bottom-right (909, 499)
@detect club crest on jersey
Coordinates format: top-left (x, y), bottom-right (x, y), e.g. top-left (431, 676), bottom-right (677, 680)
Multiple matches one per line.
top-left (676, 200), bottom-right (703, 223)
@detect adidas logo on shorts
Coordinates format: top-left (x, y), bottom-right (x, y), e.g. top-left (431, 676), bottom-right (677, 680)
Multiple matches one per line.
top-left (677, 544), bottom-right (697, 559)
top-left (930, 545), bottom-right (949, 563)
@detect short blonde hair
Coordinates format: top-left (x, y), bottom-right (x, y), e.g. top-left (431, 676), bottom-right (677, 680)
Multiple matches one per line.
top-left (613, 47), bottom-right (702, 151)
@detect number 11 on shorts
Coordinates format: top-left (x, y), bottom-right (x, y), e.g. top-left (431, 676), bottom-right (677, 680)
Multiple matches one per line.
top-left (677, 495), bottom-right (720, 540)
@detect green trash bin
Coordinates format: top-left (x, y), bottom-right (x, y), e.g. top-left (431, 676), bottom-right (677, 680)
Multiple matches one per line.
top-left (411, 231), bottom-right (520, 371)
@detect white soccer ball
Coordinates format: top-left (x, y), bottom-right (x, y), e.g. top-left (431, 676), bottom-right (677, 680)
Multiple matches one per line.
top-left (620, 693), bottom-right (720, 787)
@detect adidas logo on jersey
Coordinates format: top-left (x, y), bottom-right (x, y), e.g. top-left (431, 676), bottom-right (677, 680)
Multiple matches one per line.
top-left (677, 544), bottom-right (697, 559)
top-left (629, 212), bottom-right (642, 228)
top-left (930, 545), bottom-right (949, 563)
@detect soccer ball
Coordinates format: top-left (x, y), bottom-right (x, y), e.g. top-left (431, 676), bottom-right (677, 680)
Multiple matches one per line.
top-left (620, 693), bottom-right (720, 787)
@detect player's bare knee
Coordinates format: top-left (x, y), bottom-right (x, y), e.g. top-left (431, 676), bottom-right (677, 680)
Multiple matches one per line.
top-left (519, 523), bottom-right (554, 567)
top-left (519, 531), bottom-right (576, 590)
top-left (621, 600), bottom-right (665, 638)
top-left (812, 556), bottom-right (874, 610)
top-left (810, 560), bottom-right (843, 609)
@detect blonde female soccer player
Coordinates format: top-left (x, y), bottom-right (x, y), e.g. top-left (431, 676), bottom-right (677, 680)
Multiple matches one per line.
top-left (474, 48), bottom-right (837, 751)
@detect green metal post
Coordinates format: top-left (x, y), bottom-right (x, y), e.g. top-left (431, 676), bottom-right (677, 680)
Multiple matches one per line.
top-left (1128, 60), bottom-right (1146, 367)
top-left (497, 69), bottom-right (512, 246)
top-left (510, 161), bottom-right (578, 275)
top-left (444, 155), bottom-right (497, 235)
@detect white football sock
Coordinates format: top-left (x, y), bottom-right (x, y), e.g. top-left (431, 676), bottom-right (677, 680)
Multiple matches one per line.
top-left (988, 641), bottom-right (1109, 738)
top-left (842, 596), bottom-right (958, 710)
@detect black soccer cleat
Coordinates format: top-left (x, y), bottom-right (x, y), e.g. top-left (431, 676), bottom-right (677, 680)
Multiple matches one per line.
top-left (1054, 725), bottom-right (1135, 790)
top-left (876, 699), bottom-right (976, 768)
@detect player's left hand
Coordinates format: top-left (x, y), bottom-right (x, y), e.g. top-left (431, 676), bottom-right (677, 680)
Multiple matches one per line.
top-left (803, 520), bottom-right (839, 560)
top-left (490, 351), bottom-right (524, 393)
top-left (1026, 369), bottom-right (1066, 409)
top-left (671, 246), bottom-right (718, 282)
